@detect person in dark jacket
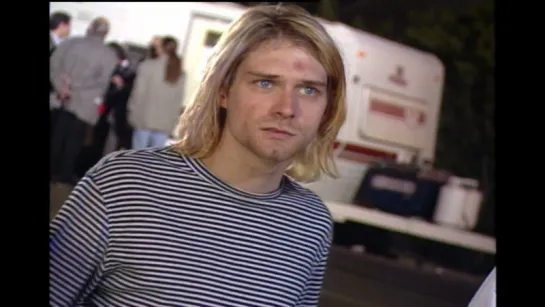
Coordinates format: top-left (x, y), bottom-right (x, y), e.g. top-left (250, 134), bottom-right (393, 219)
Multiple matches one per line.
top-left (50, 17), bottom-right (117, 185)
top-left (101, 42), bottom-right (136, 151)
top-left (50, 11), bottom-right (71, 137)
top-left (75, 42), bottom-right (137, 177)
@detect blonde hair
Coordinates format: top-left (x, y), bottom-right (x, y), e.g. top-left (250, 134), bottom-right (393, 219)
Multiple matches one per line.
top-left (173, 4), bottom-right (346, 182)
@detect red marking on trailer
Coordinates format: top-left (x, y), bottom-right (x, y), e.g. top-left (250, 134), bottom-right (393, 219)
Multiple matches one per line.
top-left (370, 99), bottom-right (427, 126)
top-left (418, 112), bottom-right (426, 124)
top-left (334, 141), bottom-right (397, 164)
top-left (369, 99), bottom-right (405, 119)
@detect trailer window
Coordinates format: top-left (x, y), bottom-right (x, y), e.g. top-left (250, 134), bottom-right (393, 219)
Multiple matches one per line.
top-left (204, 31), bottom-right (222, 47)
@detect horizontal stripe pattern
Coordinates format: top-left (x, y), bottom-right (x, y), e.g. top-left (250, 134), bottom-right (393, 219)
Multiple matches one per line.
top-left (50, 146), bottom-right (333, 307)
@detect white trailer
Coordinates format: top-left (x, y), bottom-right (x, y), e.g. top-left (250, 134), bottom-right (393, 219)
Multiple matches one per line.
top-left (50, 2), bottom-right (495, 256)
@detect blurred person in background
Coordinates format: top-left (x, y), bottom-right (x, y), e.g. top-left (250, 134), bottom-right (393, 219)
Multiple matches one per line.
top-left (76, 42), bottom-right (137, 177)
top-left (50, 11), bottom-right (71, 134)
top-left (102, 42), bottom-right (136, 151)
top-left (49, 11), bottom-right (71, 53)
top-left (148, 35), bottom-right (164, 59)
top-left (50, 17), bottom-right (118, 185)
top-left (128, 36), bottom-right (185, 149)
top-left (49, 4), bottom-right (345, 306)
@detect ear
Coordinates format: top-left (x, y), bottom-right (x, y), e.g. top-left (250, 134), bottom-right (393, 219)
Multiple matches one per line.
top-left (219, 88), bottom-right (228, 109)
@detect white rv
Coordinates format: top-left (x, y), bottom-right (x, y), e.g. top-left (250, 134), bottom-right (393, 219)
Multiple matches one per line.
top-left (51, 2), bottom-right (494, 256)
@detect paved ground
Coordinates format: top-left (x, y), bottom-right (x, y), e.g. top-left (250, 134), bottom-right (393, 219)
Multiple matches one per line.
top-left (50, 183), bottom-right (483, 307)
top-left (320, 247), bottom-right (483, 307)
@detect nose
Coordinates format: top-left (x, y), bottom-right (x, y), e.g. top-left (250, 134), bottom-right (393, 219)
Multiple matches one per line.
top-left (273, 88), bottom-right (299, 118)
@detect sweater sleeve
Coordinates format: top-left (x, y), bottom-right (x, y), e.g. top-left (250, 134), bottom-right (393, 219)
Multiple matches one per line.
top-left (49, 175), bottom-right (109, 307)
top-left (296, 223), bottom-right (333, 306)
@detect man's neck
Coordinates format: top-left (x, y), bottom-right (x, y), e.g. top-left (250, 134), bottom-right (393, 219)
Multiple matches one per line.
top-left (50, 31), bottom-right (63, 45)
top-left (201, 135), bottom-right (289, 195)
top-left (86, 34), bottom-right (104, 41)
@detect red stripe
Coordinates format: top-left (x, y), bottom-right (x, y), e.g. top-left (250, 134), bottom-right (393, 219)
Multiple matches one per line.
top-left (370, 99), bottom-right (427, 126)
top-left (418, 112), bottom-right (426, 124)
top-left (369, 99), bottom-right (405, 119)
top-left (334, 141), bottom-right (397, 164)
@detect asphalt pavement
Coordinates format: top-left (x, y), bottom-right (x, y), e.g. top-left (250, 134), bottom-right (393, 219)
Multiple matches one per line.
top-left (320, 246), bottom-right (483, 307)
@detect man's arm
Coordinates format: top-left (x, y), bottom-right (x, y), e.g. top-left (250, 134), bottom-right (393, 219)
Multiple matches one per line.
top-left (49, 39), bottom-right (74, 94)
top-left (297, 250), bottom-right (330, 306)
top-left (49, 175), bottom-right (109, 307)
top-left (297, 223), bottom-right (333, 306)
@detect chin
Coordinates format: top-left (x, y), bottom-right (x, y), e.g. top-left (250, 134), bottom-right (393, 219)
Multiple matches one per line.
top-left (246, 138), bottom-right (304, 163)
top-left (258, 146), bottom-right (300, 164)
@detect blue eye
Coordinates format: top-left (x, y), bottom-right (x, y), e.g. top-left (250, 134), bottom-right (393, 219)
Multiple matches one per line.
top-left (256, 80), bottom-right (273, 88)
top-left (299, 87), bottom-right (317, 96)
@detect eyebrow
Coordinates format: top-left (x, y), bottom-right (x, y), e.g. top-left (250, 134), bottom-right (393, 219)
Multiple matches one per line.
top-left (245, 71), bottom-right (327, 88)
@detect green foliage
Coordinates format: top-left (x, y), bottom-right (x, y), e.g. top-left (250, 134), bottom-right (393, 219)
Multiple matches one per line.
top-left (317, 0), bottom-right (338, 21)
top-left (406, 1), bottom-right (494, 72)
top-left (404, 0), bottom-right (495, 235)
top-left (350, 14), bottom-right (365, 30)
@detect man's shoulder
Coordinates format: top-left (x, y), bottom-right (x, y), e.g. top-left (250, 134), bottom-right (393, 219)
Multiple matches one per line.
top-left (281, 178), bottom-right (334, 246)
top-left (62, 36), bottom-right (83, 43)
top-left (87, 146), bottom-right (186, 178)
top-left (283, 178), bottom-right (333, 222)
top-left (52, 36), bottom-right (82, 53)
top-left (62, 36), bottom-right (85, 47)
top-left (284, 177), bottom-right (325, 202)
top-left (74, 37), bottom-right (112, 54)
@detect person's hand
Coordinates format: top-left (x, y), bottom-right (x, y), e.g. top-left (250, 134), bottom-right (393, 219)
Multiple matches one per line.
top-left (112, 75), bottom-right (124, 87)
top-left (57, 87), bottom-right (71, 101)
top-left (60, 73), bottom-right (71, 86)
top-left (56, 73), bottom-right (71, 101)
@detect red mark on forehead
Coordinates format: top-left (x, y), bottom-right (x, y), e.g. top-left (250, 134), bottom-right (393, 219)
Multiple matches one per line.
top-left (293, 60), bottom-right (307, 71)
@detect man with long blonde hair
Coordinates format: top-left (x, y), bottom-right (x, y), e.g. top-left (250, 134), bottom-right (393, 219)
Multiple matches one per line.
top-left (50, 4), bottom-right (346, 306)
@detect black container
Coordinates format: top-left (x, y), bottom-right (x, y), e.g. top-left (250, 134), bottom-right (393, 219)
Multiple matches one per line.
top-left (353, 165), bottom-right (419, 216)
top-left (411, 177), bottom-right (447, 220)
top-left (353, 164), bottom-right (449, 219)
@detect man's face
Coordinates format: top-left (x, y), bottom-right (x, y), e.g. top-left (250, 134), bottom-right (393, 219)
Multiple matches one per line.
top-left (58, 22), bottom-right (71, 38)
top-left (150, 37), bottom-right (164, 55)
top-left (220, 39), bottom-right (328, 165)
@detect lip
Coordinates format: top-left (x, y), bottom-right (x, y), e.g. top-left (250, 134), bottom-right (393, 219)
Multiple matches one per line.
top-left (261, 127), bottom-right (295, 137)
